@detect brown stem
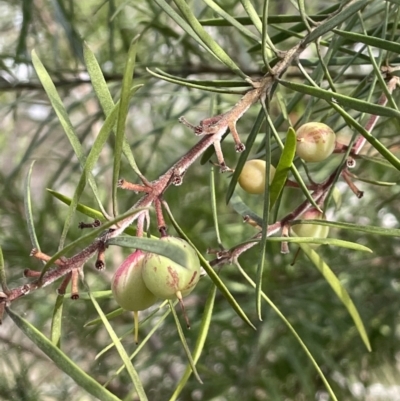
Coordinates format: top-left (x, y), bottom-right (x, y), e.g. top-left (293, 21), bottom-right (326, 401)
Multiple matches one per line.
top-left (57, 273), bottom-right (72, 295)
top-left (71, 269), bottom-right (80, 300)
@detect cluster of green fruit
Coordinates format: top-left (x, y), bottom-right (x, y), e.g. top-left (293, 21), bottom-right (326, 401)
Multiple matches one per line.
top-left (111, 236), bottom-right (201, 340)
top-left (238, 122), bottom-right (335, 247)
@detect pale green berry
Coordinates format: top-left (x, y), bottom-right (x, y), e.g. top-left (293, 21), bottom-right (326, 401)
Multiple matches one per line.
top-left (296, 122), bottom-right (336, 162)
top-left (238, 159), bottom-right (276, 194)
top-left (141, 237), bottom-right (201, 300)
top-left (111, 250), bottom-right (157, 311)
top-left (292, 208), bottom-right (329, 249)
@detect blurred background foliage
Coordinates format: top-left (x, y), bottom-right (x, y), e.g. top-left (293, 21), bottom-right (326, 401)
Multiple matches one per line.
top-left (1, 0), bottom-right (400, 400)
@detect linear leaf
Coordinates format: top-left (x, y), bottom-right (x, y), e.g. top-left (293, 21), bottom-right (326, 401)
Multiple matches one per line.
top-left (303, 0), bottom-right (369, 45)
top-left (0, 246), bottom-right (8, 294)
top-left (235, 263), bottom-right (338, 401)
top-left (299, 244), bottom-right (371, 351)
top-left (269, 127), bottom-right (296, 209)
top-left (146, 68), bottom-right (246, 94)
top-left (46, 189), bottom-right (137, 237)
top-left (168, 300), bottom-right (202, 383)
top-left (107, 236), bottom-right (197, 268)
top-left (291, 219), bottom-right (400, 237)
top-left (31, 50), bottom-right (107, 245)
top-left (335, 28), bottom-right (400, 54)
top-left (87, 288), bottom-right (148, 400)
top-left (59, 97), bottom-right (120, 249)
top-left (113, 36), bottom-right (139, 216)
top-left (50, 295), bottom-right (64, 347)
top-left (278, 79), bottom-right (400, 120)
top-left (7, 307), bottom-right (122, 401)
top-left (266, 237), bottom-right (372, 252)
top-left (84, 43), bottom-right (144, 182)
top-left (201, 0), bottom-right (260, 42)
top-left (24, 161), bottom-right (40, 251)
top-left (83, 42), bottom-right (114, 112)
top-left (102, 306), bottom-right (171, 385)
top-left (172, 0), bottom-right (247, 79)
top-left (169, 283), bottom-right (216, 401)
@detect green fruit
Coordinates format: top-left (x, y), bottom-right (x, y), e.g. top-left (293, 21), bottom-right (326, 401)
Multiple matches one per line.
top-left (238, 159), bottom-right (276, 194)
top-left (141, 237), bottom-right (201, 300)
top-left (295, 122), bottom-right (336, 162)
top-left (292, 208), bottom-right (329, 249)
top-left (111, 250), bottom-right (158, 311)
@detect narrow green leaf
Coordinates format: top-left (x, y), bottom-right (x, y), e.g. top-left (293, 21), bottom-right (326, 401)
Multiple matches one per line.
top-left (291, 219), bottom-right (400, 237)
top-left (235, 263), bottom-right (339, 401)
top-left (266, 237), bottom-right (372, 252)
top-left (0, 246), bottom-right (8, 294)
top-left (240, 0), bottom-right (262, 34)
top-left (50, 295), bottom-right (64, 347)
top-left (299, 244), bottom-right (371, 351)
top-left (84, 43), bottom-right (144, 184)
top-left (335, 28), bottom-right (400, 54)
top-left (7, 307), bottom-right (122, 401)
top-left (163, 203), bottom-right (256, 330)
top-left (264, 112), bottom-right (322, 212)
top-left (87, 288), bottom-right (148, 400)
top-left (168, 300), bottom-right (202, 383)
top-left (24, 161), bottom-right (40, 251)
top-left (201, 0), bottom-right (260, 42)
top-left (357, 154), bottom-right (398, 169)
top-left (200, 13), bottom-right (335, 26)
top-left (83, 42), bottom-right (114, 113)
top-left (146, 68), bottom-right (246, 94)
top-left (107, 236), bottom-right (197, 268)
top-left (269, 128), bottom-right (296, 209)
top-left (169, 284), bottom-right (216, 401)
top-left (47, 189), bottom-right (105, 220)
top-left (303, 0), bottom-right (369, 45)
top-left (59, 97), bottom-right (120, 248)
top-left (350, 175), bottom-right (396, 187)
top-left (46, 189), bottom-right (137, 237)
top-left (103, 306), bottom-right (171, 386)
top-left (31, 50), bottom-right (107, 246)
top-left (113, 36), bottom-right (140, 216)
top-left (85, 308), bottom-right (124, 327)
top-left (172, 0), bottom-right (247, 79)
top-left (278, 79), bottom-right (400, 120)
top-left (210, 167), bottom-right (222, 246)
